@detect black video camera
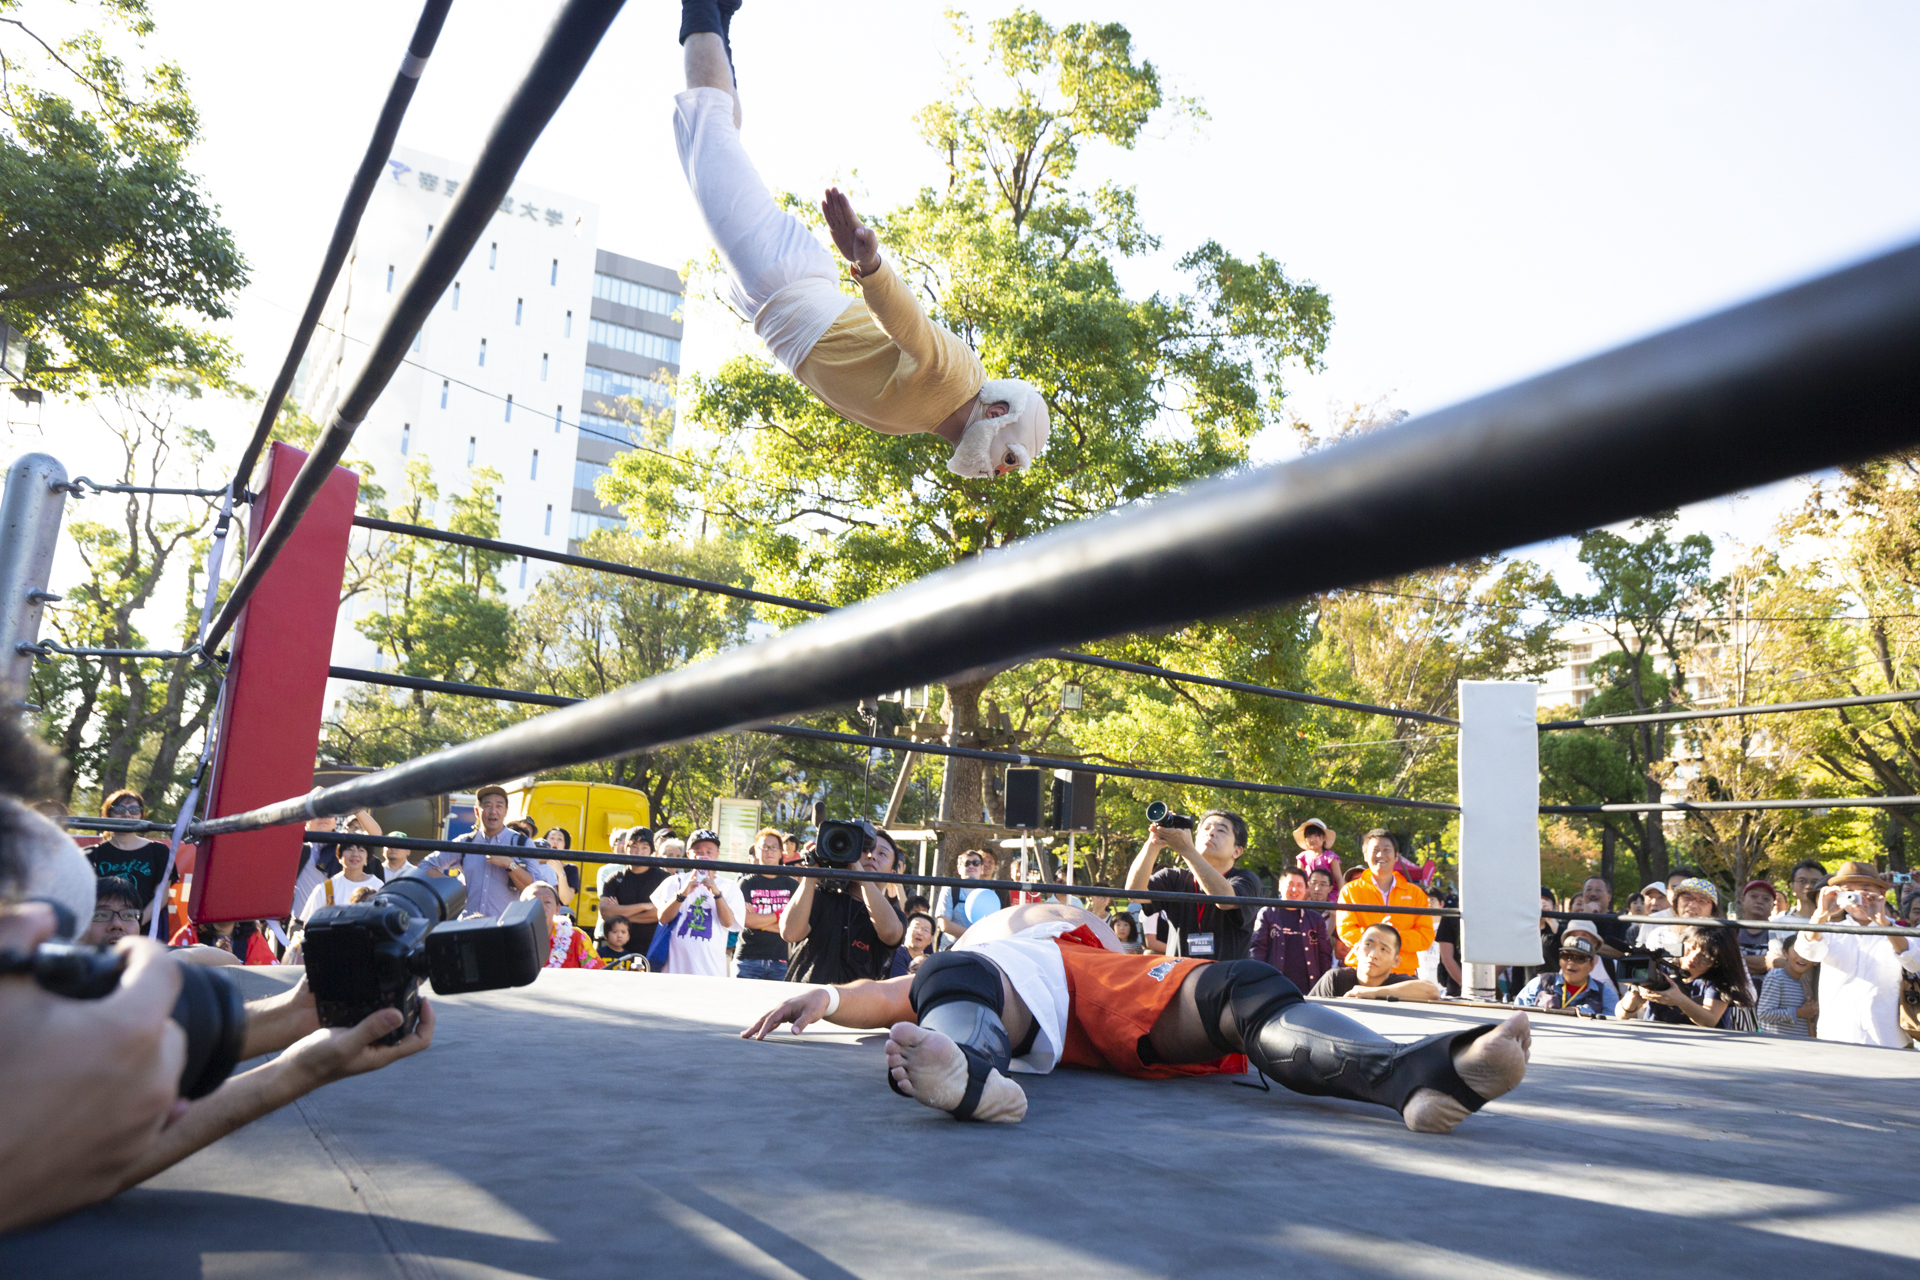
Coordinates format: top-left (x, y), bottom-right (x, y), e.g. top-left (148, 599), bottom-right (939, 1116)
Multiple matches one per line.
top-left (811, 817), bottom-right (878, 870)
top-left (303, 871), bottom-right (546, 1045)
top-left (1144, 800), bottom-right (1194, 831)
top-left (2, 942), bottom-right (246, 1099)
top-left (1615, 945), bottom-right (1686, 993)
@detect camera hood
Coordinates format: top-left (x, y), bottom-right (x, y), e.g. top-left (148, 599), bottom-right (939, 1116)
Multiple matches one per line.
top-left (378, 870), bottom-right (466, 923)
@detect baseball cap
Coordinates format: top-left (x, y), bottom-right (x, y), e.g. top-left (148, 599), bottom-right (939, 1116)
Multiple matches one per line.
top-left (475, 784), bottom-right (508, 805)
top-left (1741, 878), bottom-right (1776, 899)
top-left (1639, 882), bottom-right (1669, 898)
top-left (689, 828), bottom-right (721, 846)
top-left (1561, 917), bottom-right (1602, 941)
top-left (1560, 930), bottom-right (1601, 959)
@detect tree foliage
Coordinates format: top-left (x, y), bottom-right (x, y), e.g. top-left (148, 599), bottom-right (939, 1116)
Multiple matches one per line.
top-left (0, 1), bottom-right (246, 393)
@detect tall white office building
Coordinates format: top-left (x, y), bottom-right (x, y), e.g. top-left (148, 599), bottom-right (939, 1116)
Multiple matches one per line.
top-left (296, 146), bottom-right (683, 671)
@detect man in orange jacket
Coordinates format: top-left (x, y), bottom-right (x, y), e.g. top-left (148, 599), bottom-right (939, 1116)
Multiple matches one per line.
top-left (1338, 830), bottom-right (1435, 976)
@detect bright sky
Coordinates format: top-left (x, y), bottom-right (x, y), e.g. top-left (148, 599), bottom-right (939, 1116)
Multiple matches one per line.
top-left (21, 0), bottom-right (1920, 606)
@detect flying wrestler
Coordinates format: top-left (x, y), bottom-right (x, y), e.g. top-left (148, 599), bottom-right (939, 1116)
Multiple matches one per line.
top-left (743, 901), bottom-right (1532, 1133)
top-left (673, 2), bottom-right (1050, 480)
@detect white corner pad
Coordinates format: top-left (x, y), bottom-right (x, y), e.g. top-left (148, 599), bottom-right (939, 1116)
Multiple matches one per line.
top-left (1456, 680), bottom-right (1543, 966)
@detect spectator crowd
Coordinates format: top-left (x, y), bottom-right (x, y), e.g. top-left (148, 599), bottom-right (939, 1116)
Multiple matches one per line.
top-left (69, 780), bottom-right (1920, 1051)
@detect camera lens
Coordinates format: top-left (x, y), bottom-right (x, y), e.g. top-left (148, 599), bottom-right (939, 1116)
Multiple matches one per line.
top-left (171, 965), bottom-right (248, 1099)
top-left (821, 826), bottom-right (855, 861)
top-left (1145, 801), bottom-right (1170, 824)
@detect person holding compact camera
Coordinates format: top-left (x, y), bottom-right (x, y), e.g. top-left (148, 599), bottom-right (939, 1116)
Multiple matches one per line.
top-left (1123, 804), bottom-right (1262, 961)
top-left (1795, 861), bottom-right (1920, 1047)
top-left (781, 818), bottom-right (905, 985)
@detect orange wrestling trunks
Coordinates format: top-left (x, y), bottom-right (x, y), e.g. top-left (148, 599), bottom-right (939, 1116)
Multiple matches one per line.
top-left (1052, 926), bottom-right (1248, 1080)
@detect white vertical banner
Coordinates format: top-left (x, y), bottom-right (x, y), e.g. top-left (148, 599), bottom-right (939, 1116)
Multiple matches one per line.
top-left (1456, 681), bottom-right (1543, 966)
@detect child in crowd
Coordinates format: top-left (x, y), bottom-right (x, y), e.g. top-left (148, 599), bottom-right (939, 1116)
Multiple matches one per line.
top-left (598, 917), bottom-right (633, 962)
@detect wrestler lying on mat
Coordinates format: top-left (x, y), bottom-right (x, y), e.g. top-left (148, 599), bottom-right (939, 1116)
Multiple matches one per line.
top-left (743, 903), bottom-right (1530, 1133)
top-left (673, 2), bottom-right (1049, 481)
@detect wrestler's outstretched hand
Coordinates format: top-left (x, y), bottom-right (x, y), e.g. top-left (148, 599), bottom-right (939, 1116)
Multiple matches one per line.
top-left (741, 987), bottom-right (831, 1040)
top-left (822, 188), bottom-right (879, 275)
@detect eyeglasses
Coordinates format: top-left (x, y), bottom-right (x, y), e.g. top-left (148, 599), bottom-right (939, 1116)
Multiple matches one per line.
top-left (92, 909), bottom-right (142, 925)
top-left (107, 804), bottom-right (142, 816)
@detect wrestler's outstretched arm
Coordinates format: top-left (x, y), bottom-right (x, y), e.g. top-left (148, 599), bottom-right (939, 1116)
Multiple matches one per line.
top-left (740, 976), bottom-right (913, 1040)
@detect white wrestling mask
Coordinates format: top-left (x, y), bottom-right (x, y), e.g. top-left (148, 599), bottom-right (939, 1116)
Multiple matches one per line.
top-left (947, 378), bottom-right (1051, 479)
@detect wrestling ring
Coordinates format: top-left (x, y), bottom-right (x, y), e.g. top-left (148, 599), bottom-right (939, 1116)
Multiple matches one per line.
top-left (6, 1), bottom-right (1920, 1275)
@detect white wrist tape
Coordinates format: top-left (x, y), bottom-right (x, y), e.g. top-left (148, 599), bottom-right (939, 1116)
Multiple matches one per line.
top-left (820, 985), bottom-right (841, 1018)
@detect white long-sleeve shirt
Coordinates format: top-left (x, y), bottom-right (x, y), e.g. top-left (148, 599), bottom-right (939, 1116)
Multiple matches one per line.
top-left (1796, 925), bottom-right (1920, 1048)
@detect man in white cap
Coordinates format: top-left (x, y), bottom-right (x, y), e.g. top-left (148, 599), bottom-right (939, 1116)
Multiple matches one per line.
top-left (673, 4), bottom-right (1050, 480)
top-left (1513, 921), bottom-right (1617, 1016)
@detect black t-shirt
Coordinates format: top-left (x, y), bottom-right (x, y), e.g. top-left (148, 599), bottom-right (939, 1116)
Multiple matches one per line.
top-left (87, 839), bottom-right (173, 908)
top-left (1433, 892), bottom-right (1461, 995)
top-left (785, 886), bottom-right (904, 986)
top-left (601, 867), bottom-right (668, 952)
top-left (1144, 865), bottom-right (1263, 961)
top-left (739, 872), bottom-right (799, 961)
top-left (1309, 968), bottom-right (1364, 998)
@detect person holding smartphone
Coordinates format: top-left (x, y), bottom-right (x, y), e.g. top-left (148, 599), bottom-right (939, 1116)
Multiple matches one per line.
top-left (1796, 861), bottom-right (1920, 1047)
top-left (650, 829), bottom-right (744, 976)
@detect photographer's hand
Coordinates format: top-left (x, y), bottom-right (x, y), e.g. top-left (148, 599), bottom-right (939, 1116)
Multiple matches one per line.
top-left (239, 976), bottom-right (321, 1059)
top-left (0, 905), bottom-right (187, 1233)
top-left (112, 1001), bottom-right (435, 1197)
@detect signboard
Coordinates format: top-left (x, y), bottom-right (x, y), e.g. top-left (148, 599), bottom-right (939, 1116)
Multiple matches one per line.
top-left (711, 797), bottom-right (763, 865)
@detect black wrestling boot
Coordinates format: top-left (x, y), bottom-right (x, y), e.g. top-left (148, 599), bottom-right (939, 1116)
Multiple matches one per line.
top-left (904, 951), bottom-right (1014, 1121)
top-left (1246, 1000), bottom-right (1494, 1116)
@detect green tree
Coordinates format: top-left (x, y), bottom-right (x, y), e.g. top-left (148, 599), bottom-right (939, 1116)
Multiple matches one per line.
top-left (601, 8), bottom-right (1331, 873)
top-left (0, 1), bottom-right (246, 393)
top-left (29, 388), bottom-right (221, 809)
top-left (1544, 516), bottom-right (1720, 881)
top-left (322, 462), bottom-right (515, 767)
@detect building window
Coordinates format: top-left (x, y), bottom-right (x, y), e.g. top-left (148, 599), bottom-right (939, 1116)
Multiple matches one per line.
top-left (540, 353), bottom-right (548, 381)
top-left (544, 504), bottom-right (553, 536)
top-left (564, 310), bottom-right (572, 338)
top-left (489, 242), bottom-right (497, 269)
top-left (386, 265), bottom-right (394, 293)
top-left (478, 338), bottom-right (486, 366)
top-left (440, 380), bottom-right (449, 409)
top-left (1569, 643), bottom-right (1594, 662)
top-left (550, 258), bottom-right (559, 286)
top-left (569, 510), bottom-right (627, 540)
top-left (530, 449), bottom-right (539, 481)
top-left (583, 366), bottom-right (673, 407)
top-left (400, 423), bottom-right (410, 455)
top-left (427, 224), bottom-right (433, 240)
top-left (519, 556), bottom-right (528, 589)
top-left (574, 457), bottom-right (612, 489)
top-left (467, 436), bottom-right (476, 466)
top-left (554, 404), bottom-right (563, 434)
top-left (592, 273), bottom-right (681, 317)
top-left (452, 281), bottom-right (461, 310)
top-left (515, 298), bottom-right (523, 326)
top-left (504, 394), bottom-right (513, 422)
top-left (588, 318), bottom-right (682, 366)
top-left (412, 328), bottom-right (422, 353)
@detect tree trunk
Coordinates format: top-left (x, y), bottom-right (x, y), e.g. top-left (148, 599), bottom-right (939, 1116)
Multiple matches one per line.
top-left (1600, 825), bottom-right (1616, 890)
top-left (935, 674), bottom-right (988, 879)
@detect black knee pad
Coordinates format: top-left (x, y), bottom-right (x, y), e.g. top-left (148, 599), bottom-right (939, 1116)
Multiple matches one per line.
top-left (904, 951), bottom-right (1011, 1121)
top-left (910, 950), bottom-right (1006, 1019)
top-left (1192, 960), bottom-right (1304, 1056)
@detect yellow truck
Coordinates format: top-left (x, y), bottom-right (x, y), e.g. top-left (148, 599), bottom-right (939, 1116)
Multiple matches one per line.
top-left (506, 779), bottom-right (649, 930)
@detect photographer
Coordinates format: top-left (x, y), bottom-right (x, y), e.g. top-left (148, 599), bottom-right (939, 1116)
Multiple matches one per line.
top-left (0, 720), bottom-right (433, 1233)
top-left (781, 824), bottom-right (905, 985)
top-left (1796, 861), bottom-right (1920, 1047)
top-left (1124, 808), bottom-right (1261, 961)
top-left (1617, 925), bottom-right (1757, 1030)
top-left (1513, 923), bottom-right (1617, 1016)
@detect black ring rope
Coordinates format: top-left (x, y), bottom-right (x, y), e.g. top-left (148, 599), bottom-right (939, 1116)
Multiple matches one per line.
top-left (324, 665), bottom-right (1460, 813)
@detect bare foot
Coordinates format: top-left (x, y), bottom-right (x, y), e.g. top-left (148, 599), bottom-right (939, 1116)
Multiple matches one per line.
top-left (884, 1022), bottom-right (1027, 1123)
top-left (1402, 1013), bottom-right (1531, 1134)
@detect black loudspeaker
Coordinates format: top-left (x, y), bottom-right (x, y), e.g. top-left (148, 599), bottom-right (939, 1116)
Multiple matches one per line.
top-left (1004, 768), bottom-right (1044, 828)
top-left (1050, 769), bottom-right (1096, 831)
